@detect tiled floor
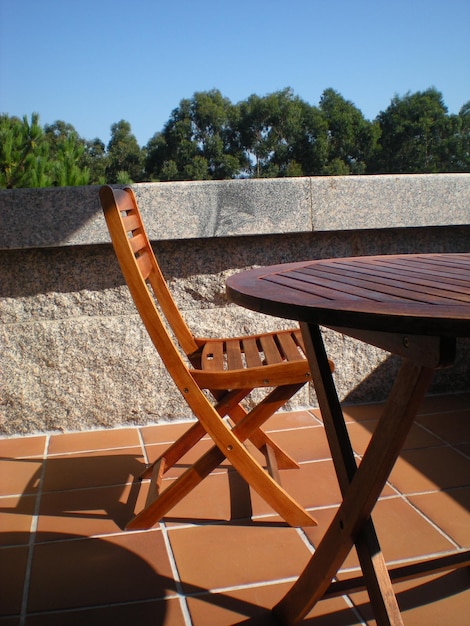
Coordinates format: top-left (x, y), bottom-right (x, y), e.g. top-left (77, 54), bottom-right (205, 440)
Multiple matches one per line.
top-left (1, 393), bottom-right (469, 625)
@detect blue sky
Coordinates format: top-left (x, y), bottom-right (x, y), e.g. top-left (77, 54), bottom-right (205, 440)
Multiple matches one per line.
top-left (1, 0), bottom-right (469, 147)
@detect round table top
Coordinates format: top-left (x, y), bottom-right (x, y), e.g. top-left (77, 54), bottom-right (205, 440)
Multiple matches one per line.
top-left (226, 253), bottom-right (470, 337)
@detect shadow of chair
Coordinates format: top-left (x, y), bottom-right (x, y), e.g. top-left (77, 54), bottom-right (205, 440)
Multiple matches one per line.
top-left (99, 185), bottom-right (334, 530)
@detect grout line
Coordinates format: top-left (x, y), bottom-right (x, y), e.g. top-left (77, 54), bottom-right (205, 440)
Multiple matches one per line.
top-left (19, 433), bottom-right (50, 626)
top-left (46, 443), bottom-right (144, 458)
top-left (136, 426), bottom-right (150, 466)
top-left (396, 492), bottom-right (462, 551)
top-left (160, 522), bottom-right (193, 625)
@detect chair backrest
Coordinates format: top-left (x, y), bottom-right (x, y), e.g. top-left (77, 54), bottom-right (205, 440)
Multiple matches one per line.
top-left (99, 185), bottom-right (199, 357)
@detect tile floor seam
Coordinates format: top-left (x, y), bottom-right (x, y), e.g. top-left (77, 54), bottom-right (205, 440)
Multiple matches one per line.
top-left (396, 492), bottom-right (464, 551)
top-left (19, 433), bottom-right (50, 626)
top-left (23, 596), bottom-right (179, 620)
top-left (450, 442), bottom-right (470, 460)
top-left (365, 547), bottom-right (469, 570)
top-left (160, 522), bottom-right (193, 625)
top-left (136, 425), bottom-right (150, 465)
top-left (341, 593), bottom-right (369, 626)
top-left (46, 444), bottom-right (144, 458)
top-left (265, 424), bottom-right (325, 434)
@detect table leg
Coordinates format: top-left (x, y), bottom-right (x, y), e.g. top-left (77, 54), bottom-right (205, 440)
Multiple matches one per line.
top-left (300, 323), bottom-right (404, 624)
top-left (273, 324), bottom-right (435, 625)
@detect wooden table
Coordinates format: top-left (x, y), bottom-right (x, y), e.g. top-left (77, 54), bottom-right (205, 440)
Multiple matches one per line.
top-left (226, 253), bottom-right (470, 625)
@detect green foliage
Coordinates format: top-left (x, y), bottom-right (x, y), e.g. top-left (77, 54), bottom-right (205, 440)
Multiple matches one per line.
top-left (319, 89), bottom-right (381, 174)
top-left (371, 88), bottom-right (459, 173)
top-left (1, 87), bottom-right (468, 188)
top-left (105, 120), bottom-right (144, 183)
top-left (0, 113), bottom-right (51, 188)
top-left (0, 114), bottom-right (92, 188)
top-left (145, 89), bottom-right (248, 181)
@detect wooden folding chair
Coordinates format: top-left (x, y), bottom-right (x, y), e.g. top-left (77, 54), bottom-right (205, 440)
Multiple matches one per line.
top-left (99, 185), bottom-right (333, 530)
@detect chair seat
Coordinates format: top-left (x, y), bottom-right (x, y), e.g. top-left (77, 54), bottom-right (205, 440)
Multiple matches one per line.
top-left (191, 329), bottom-right (321, 389)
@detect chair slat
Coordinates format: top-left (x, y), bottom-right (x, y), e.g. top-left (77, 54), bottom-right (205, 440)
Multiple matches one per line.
top-left (259, 334), bottom-right (283, 364)
top-left (226, 340), bottom-right (244, 370)
top-left (202, 341), bottom-right (224, 371)
top-left (242, 337), bottom-right (263, 368)
top-left (129, 233), bottom-right (147, 254)
top-left (277, 332), bottom-right (304, 362)
top-left (294, 330), bottom-right (306, 355)
top-left (136, 251), bottom-right (152, 279)
top-left (122, 213), bottom-right (140, 232)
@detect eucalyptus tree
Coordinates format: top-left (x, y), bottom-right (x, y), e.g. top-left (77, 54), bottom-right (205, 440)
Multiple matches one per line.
top-left (319, 88), bottom-right (380, 174)
top-left (81, 137), bottom-right (108, 184)
top-left (447, 101), bottom-right (470, 172)
top-left (372, 88), bottom-right (455, 173)
top-left (106, 120), bottom-right (144, 183)
top-left (145, 89), bottom-right (247, 180)
top-left (238, 88), bottom-right (330, 177)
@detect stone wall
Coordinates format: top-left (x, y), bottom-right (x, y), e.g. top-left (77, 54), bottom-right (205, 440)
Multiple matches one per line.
top-left (1, 174), bottom-right (469, 435)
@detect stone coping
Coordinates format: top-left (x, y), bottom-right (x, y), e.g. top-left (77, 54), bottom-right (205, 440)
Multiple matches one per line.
top-left (1, 173), bottom-right (469, 250)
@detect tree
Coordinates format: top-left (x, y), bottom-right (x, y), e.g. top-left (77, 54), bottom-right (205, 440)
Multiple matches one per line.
top-left (372, 88), bottom-right (455, 173)
top-left (237, 88), bottom-right (328, 177)
top-left (319, 89), bottom-right (380, 174)
top-left (52, 134), bottom-right (90, 186)
top-left (44, 121), bottom-right (90, 186)
top-left (145, 90), bottom-right (247, 181)
top-left (81, 137), bottom-right (108, 184)
top-left (446, 102), bottom-right (470, 172)
top-left (106, 120), bottom-right (144, 183)
top-left (0, 113), bottom-right (52, 188)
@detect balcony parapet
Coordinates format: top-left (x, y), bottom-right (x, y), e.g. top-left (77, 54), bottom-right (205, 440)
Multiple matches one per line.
top-left (1, 174), bottom-right (469, 435)
top-left (1, 173), bottom-right (469, 250)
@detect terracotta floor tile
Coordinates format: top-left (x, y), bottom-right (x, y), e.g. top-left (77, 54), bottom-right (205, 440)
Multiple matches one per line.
top-left (0, 545), bottom-right (29, 616)
top-left (140, 420), bottom-right (196, 446)
top-left (389, 446), bottom-right (470, 494)
top-left (350, 568), bottom-right (470, 625)
top-left (160, 468), bottom-right (254, 525)
top-left (268, 426), bottom-right (332, 462)
top-left (0, 436), bottom-right (46, 459)
top-left (167, 523), bottom-right (311, 592)
top-left (264, 409), bottom-right (322, 431)
top-left (42, 448), bottom-right (145, 493)
top-left (303, 496), bottom-right (455, 572)
top-left (48, 427), bottom-right (141, 455)
top-left (409, 486), bottom-right (470, 547)
top-left (341, 403), bottom-right (384, 423)
top-left (0, 458), bottom-right (43, 497)
top-left (144, 438), bottom-right (226, 476)
top-left (0, 617), bottom-right (20, 625)
top-left (188, 581), bottom-right (361, 625)
top-left (371, 497), bottom-right (456, 563)
top-left (347, 420), bottom-right (442, 457)
top-left (0, 494), bottom-right (35, 545)
top-left (25, 597), bottom-right (185, 626)
top-left (27, 530), bottom-right (177, 613)
top-left (455, 441), bottom-right (470, 457)
top-left (417, 393), bottom-right (470, 415)
top-left (36, 481), bottom-right (149, 540)
top-left (249, 460), bottom-right (342, 520)
top-left (415, 408), bottom-right (470, 445)
top-left (1, 394), bottom-right (469, 624)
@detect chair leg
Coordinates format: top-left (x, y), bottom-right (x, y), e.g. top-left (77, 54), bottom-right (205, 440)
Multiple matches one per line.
top-left (213, 387), bottom-right (303, 470)
top-left (139, 389), bottom-right (251, 480)
top-left (126, 383), bottom-right (317, 530)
